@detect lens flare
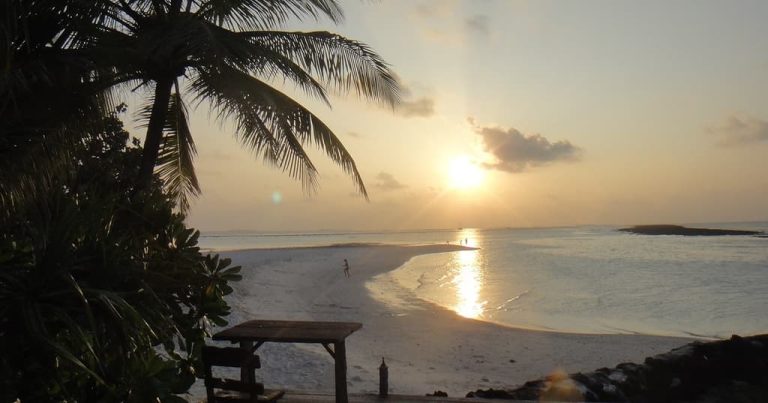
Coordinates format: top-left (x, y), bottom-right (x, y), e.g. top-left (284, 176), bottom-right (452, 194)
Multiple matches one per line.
top-left (271, 191), bottom-right (283, 204)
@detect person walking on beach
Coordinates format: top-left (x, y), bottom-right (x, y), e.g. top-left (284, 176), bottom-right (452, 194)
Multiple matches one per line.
top-left (343, 259), bottom-right (351, 278)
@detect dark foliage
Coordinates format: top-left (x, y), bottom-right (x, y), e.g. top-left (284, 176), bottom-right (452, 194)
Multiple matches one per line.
top-left (0, 112), bottom-right (241, 402)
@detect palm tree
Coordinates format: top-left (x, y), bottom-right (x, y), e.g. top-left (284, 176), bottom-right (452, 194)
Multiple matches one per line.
top-left (64, 0), bottom-right (401, 211)
top-left (0, 0), bottom-right (120, 219)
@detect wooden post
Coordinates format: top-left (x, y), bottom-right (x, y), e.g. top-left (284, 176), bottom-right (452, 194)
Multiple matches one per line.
top-left (379, 357), bottom-right (388, 397)
top-left (240, 341), bottom-right (254, 383)
top-left (334, 341), bottom-right (348, 403)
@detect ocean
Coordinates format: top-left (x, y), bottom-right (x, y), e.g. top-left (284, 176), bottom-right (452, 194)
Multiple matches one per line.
top-left (200, 222), bottom-right (768, 339)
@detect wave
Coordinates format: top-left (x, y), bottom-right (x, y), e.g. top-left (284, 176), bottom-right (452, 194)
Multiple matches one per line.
top-left (494, 290), bottom-right (531, 311)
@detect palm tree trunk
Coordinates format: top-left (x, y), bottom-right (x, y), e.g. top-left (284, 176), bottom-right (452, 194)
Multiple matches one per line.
top-left (137, 77), bottom-right (173, 191)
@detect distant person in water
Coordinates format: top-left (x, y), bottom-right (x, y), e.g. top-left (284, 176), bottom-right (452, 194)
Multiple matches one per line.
top-left (343, 259), bottom-right (350, 278)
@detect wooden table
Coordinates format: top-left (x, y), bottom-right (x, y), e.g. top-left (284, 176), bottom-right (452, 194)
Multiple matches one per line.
top-left (213, 320), bottom-right (363, 403)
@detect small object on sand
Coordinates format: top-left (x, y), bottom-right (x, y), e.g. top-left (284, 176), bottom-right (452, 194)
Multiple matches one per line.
top-left (379, 357), bottom-right (388, 397)
top-left (509, 359), bottom-right (516, 363)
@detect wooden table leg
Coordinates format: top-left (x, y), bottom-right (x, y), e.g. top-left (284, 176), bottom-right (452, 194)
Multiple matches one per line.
top-left (240, 341), bottom-right (254, 383)
top-left (334, 341), bottom-right (348, 403)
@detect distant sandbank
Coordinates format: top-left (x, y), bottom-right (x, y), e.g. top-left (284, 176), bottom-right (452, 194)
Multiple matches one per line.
top-left (619, 224), bottom-right (764, 236)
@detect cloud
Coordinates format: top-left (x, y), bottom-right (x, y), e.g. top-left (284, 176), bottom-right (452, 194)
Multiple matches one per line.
top-left (396, 97), bottom-right (435, 117)
top-left (409, 3), bottom-right (491, 44)
top-left (471, 119), bottom-right (581, 172)
top-left (465, 15), bottom-right (490, 36)
top-left (408, 1), bottom-right (463, 45)
top-left (709, 115), bottom-right (768, 146)
top-left (345, 131), bottom-right (362, 138)
top-left (392, 73), bottom-right (436, 118)
top-left (373, 172), bottom-right (407, 191)
top-left (412, 1), bottom-right (456, 19)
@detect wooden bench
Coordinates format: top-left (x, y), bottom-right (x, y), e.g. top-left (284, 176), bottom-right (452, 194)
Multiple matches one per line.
top-left (213, 320), bottom-right (362, 403)
top-left (202, 346), bottom-right (284, 402)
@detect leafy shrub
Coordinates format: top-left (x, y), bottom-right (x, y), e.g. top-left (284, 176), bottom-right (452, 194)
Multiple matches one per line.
top-left (0, 112), bottom-right (241, 402)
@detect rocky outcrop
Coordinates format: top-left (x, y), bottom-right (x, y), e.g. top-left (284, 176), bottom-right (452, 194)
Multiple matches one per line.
top-left (618, 225), bottom-right (763, 236)
top-left (466, 334), bottom-right (768, 402)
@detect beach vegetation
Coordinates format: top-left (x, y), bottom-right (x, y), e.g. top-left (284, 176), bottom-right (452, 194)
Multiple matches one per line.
top-left (0, 111), bottom-right (242, 402)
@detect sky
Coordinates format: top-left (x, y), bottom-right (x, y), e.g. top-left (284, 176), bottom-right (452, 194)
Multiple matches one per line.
top-left (134, 0), bottom-right (768, 232)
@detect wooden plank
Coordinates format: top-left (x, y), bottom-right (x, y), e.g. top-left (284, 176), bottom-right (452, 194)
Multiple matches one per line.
top-left (202, 346), bottom-right (260, 368)
top-left (214, 320), bottom-right (362, 344)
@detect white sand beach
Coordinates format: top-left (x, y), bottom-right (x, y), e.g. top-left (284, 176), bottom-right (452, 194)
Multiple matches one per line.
top-left (201, 244), bottom-right (693, 398)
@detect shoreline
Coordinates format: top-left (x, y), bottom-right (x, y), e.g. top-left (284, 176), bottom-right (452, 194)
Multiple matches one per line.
top-left (203, 241), bottom-right (478, 254)
top-left (194, 243), bottom-right (695, 398)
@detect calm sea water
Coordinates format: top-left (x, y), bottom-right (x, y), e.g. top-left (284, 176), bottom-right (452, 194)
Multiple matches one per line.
top-left (199, 228), bottom-right (462, 250)
top-left (200, 223), bottom-right (768, 339)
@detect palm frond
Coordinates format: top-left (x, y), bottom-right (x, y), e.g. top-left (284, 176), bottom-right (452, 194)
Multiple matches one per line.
top-left (188, 21), bottom-right (331, 103)
top-left (0, 94), bottom-right (118, 225)
top-left (196, 0), bottom-right (343, 30)
top-left (157, 89), bottom-right (200, 213)
top-left (46, 304), bottom-right (104, 377)
top-left (244, 30), bottom-right (401, 107)
top-left (190, 65), bottom-right (368, 197)
top-left (44, 338), bottom-right (106, 385)
top-left (192, 69), bottom-right (318, 191)
top-left (9, 274), bottom-right (107, 386)
top-left (93, 289), bottom-right (159, 342)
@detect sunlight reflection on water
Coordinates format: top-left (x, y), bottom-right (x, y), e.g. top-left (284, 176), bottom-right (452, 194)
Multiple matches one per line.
top-left (452, 229), bottom-right (486, 318)
top-left (453, 250), bottom-right (485, 318)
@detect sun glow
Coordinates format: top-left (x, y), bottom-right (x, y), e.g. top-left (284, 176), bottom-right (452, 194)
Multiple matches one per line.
top-left (448, 156), bottom-right (485, 190)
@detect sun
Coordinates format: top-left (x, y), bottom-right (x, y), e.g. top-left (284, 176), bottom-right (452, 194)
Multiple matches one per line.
top-left (448, 156), bottom-right (485, 189)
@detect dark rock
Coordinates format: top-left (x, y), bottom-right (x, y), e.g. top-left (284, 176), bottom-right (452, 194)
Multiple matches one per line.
top-left (466, 334), bottom-right (768, 402)
top-left (618, 224), bottom-right (763, 236)
top-left (426, 390), bottom-right (448, 397)
top-left (465, 388), bottom-right (514, 399)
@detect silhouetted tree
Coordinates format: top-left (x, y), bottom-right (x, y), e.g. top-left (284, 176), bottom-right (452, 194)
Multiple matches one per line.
top-left (0, 0), bottom-right (121, 216)
top-left (14, 0), bottom-right (401, 211)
